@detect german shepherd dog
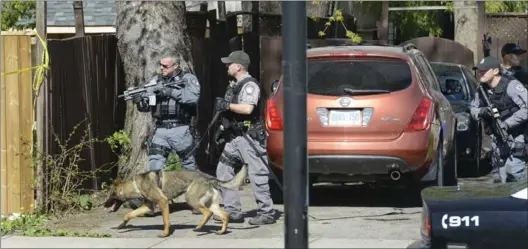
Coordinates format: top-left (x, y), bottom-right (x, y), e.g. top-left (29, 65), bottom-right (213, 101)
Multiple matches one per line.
top-left (103, 165), bottom-right (247, 237)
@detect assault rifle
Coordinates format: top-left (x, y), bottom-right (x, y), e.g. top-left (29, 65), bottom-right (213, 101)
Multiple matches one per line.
top-left (477, 85), bottom-right (509, 144)
top-left (482, 33), bottom-right (491, 58)
top-left (118, 78), bottom-right (186, 101)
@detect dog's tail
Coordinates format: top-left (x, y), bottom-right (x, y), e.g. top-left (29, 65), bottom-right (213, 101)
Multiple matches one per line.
top-left (216, 164), bottom-right (248, 189)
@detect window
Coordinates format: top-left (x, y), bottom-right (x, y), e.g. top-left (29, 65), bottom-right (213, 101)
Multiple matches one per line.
top-left (430, 63), bottom-right (471, 101)
top-left (307, 59), bottom-right (413, 96)
top-left (415, 55), bottom-right (441, 92)
top-left (462, 67), bottom-right (480, 95)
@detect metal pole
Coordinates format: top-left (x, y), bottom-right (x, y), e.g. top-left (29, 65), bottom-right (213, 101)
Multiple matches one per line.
top-left (282, 2), bottom-right (309, 248)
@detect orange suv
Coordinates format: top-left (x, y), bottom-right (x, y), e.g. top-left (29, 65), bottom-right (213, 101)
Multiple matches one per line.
top-left (265, 44), bottom-right (458, 203)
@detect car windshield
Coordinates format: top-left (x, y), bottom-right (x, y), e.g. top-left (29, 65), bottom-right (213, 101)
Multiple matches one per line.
top-left (430, 63), bottom-right (470, 101)
top-left (307, 59), bottom-right (412, 96)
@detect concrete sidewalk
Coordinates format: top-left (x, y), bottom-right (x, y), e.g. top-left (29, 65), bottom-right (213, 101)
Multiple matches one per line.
top-left (1, 235), bottom-right (420, 248)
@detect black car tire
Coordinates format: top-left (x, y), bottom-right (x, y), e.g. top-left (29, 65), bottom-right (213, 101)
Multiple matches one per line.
top-left (459, 122), bottom-right (483, 177)
top-left (437, 134), bottom-right (458, 187)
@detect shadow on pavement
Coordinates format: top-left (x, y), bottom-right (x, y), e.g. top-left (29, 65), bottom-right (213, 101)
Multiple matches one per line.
top-left (308, 183), bottom-right (423, 208)
top-left (117, 223), bottom-right (259, 237)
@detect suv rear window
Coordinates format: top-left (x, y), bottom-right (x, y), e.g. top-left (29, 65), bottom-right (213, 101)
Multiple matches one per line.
top-left (307, 59), bottom-right (412, 96)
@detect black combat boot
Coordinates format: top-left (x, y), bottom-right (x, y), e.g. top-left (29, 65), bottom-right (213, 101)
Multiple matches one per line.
top-left (248, 215), bottom-right (276, 225)
top-left (213, 213), bottom-right (245, 223)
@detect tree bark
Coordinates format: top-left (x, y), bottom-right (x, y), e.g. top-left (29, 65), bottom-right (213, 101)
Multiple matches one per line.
top-left (307, 1), bottom-right (331, 18)
top-left (115, 1), bottom-right (193, 179)
top-left (259, 1), bottom-right (331, 17)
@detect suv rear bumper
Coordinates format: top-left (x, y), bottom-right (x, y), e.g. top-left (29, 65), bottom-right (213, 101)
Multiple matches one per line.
top-left (308, 155), bottom-right (411, 175)
top-left (267, 124), bottom-right (441, 177)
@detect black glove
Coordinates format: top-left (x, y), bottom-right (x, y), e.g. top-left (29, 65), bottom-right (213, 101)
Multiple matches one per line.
top-left (215, 97), bottom-right (230, 112)
top-left (132, 94), bottom-right (144, 103)
top-left (478, 107), bottom-right (492, 119)
top-left (154, 87), bottom-right (173, 98)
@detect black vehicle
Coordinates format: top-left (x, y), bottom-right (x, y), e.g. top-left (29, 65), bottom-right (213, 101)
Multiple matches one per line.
top-left (415, 180), bottom-right (528, 249)
top-left (430, 62), bottom-right (484, 177)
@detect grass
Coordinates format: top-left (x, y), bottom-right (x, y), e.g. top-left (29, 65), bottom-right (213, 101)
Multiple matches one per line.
top-left (1, 213), bottom-right (111, 237)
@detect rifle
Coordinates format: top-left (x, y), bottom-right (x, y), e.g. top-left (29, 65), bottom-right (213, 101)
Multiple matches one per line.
top-left (477, 85), bottom-right (509, 144)
top-left (482, 33), bottom-right (491, 58)
top-left (118, 78), bottom-right (186, 102)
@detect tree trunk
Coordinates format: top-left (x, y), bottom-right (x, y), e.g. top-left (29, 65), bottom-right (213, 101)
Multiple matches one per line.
top-left (259, 1), bottom-right (281, 14)
top-left (307, 1), bottom-right (331, 18)
top-left (259, 1), bottom-right (331, 17)
top-left (115, 1), bottom-right (194, 179)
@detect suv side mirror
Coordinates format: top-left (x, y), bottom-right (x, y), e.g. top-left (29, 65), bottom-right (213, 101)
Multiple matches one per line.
top-left (271, 80), bottom-right (279, 93)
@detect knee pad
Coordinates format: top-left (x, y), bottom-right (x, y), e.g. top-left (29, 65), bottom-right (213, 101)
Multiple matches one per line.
top-left (219, 153), bottom-right (242, 167)
top-left (148, 143), bottom-right (171, 157)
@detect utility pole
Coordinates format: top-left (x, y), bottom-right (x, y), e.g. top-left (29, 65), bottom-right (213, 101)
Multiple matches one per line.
top-left (73, 1), bottom-right (85, 37)
top-left (282, 1), bottom-right (309, 248)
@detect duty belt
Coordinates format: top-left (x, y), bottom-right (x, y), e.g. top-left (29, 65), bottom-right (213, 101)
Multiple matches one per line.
top-left (156, 121), bottom-right (189, 129)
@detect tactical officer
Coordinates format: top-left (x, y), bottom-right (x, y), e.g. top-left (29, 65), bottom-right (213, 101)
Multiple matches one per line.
top-left (500, 43), bottom-right (528, 85)
top-left (130, 55), bottom-right (201, 214)
top-left (132, 56), bottom-right (200, 172)
top-left (212, 51), bottom-right (276, 225)
top-left (500, 43), bottom-right (528, 154)
top-left (470, 56), bottom-right (527, 183)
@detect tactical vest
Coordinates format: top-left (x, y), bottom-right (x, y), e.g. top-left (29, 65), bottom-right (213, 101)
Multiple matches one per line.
top-left (488, 78), bottom-right (519, 122)
top-left (152, 71), bottom-right (194, 124)
top-left (222, 76), bottom-right (262, 135)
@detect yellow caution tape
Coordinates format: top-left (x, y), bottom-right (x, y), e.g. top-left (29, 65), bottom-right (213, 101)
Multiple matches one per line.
top-left (0, 31), bottom-right (50, 154)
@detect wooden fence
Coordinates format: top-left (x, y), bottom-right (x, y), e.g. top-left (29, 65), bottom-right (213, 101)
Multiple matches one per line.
top-left (1, 35), bottom-right (34, 215)
top-left (486, 13), bottom-right (528, 68)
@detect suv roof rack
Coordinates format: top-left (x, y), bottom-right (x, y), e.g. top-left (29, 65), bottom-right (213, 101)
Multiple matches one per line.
top-left (401, 43), bottom-right (417, 53)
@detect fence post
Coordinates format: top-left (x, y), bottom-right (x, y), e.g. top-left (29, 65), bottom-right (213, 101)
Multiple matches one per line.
top-left (35, 0), bottom-right (49, 213)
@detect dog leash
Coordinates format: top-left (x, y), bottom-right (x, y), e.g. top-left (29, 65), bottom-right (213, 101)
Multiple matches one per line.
top-left (182, 111), bottom-right (221, 160)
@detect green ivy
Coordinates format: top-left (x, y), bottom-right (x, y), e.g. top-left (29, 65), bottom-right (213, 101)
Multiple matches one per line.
top-left (1, 1), bottom-right (36, 31)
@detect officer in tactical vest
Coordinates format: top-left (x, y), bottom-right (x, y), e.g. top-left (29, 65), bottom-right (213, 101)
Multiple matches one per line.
top-left (212, 51), bottom-right (276, 225)
top-left (470, 56), bottom-right (527, 183)
top-left (500, 43), bottom-right (528, 156)
top-left (130, 55), bottom-right (201, 215)
top-left (132, 56), bottom-right (200, 172)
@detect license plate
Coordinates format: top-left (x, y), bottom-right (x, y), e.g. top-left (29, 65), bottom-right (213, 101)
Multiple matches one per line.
top-left (328, 110), bottom-right (361, 126)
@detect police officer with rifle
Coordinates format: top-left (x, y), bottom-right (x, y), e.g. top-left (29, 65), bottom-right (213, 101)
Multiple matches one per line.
top-left (212, 51), bottom-right (276, 225)
top-left (120, 55), bottom-right (201, 215)
top-left (470, 56), bottom-right (527, 183)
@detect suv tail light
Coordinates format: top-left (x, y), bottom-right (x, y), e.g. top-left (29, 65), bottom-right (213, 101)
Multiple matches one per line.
top-left (405, 97), bottom-right (433, 131)
top-left (266, 98), bottom-right (283, 130)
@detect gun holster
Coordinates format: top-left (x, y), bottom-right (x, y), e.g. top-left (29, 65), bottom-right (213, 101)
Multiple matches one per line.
top-left (247, 123), bottom-right (267, 148)
top-left (512, 141), bottom-right (526, 158)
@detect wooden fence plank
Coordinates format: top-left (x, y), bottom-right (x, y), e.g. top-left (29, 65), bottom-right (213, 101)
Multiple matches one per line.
top-left (1, 35), bottom-right (34, 215)
top-left (1, 36), bottom-right (8, 215)
top-left (18, 35), bottom-right (34, 214)
top-left (5, 36), bottom-right (22, 214)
